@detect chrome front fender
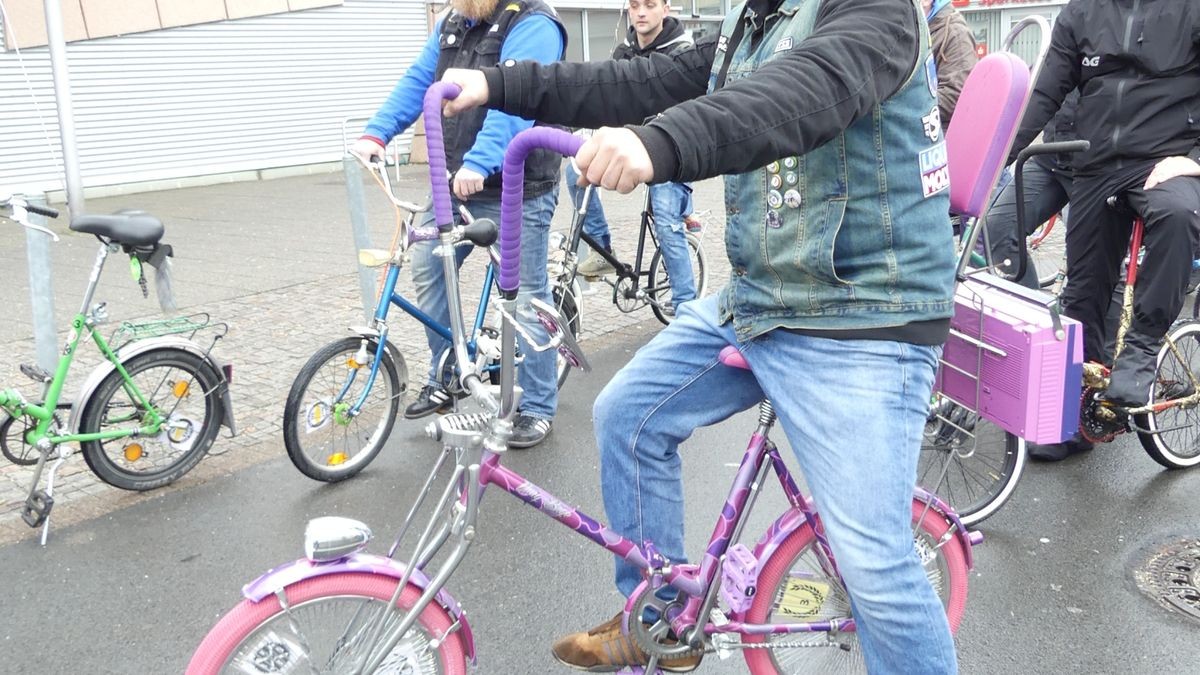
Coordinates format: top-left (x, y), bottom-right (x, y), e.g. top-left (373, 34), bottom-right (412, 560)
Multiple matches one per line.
top-left (242, 553), bottom-right (476, 663)
top-left (67, 336), bottom-right (235, 435)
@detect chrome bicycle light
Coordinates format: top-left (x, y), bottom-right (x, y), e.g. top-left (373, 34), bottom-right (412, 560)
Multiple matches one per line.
top-left (304, 517), bottom-right (373, 563)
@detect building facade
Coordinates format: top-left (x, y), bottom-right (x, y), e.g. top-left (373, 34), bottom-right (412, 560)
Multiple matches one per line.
top-left (0, 0), bottom-right (1068, 198)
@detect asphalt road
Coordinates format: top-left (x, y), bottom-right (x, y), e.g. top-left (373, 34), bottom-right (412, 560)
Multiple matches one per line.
top-left (1, 331), bottom-right (1198, 674)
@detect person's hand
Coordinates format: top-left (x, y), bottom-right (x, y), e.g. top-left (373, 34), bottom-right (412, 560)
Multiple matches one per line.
top-left (349, 138), bottom-right (385, 164)
top-left (453, 167), bottom-right (486, 200)
top-left (441, 69), bottom-right (490, 117)
top-left (575, 127), bottom-right (654, 194)
top-left (1144, 156), bottom-right (1200, 190)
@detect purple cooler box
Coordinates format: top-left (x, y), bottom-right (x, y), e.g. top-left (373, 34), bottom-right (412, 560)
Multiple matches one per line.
top-left (935, 273), bottom-right (1083, 444)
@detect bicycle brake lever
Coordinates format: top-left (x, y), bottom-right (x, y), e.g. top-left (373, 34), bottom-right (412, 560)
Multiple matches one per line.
top-left (21, 221), bottom-right (60, 242)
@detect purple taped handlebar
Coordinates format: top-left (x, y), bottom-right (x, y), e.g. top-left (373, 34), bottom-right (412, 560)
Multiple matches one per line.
top-left (500, 127), bottom-right (585, 294)
top-left (422, 82), bottom-right (463, 231)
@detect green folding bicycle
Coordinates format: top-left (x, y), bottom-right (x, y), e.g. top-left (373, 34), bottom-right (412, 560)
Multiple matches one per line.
top-left (1, 194), bottom-right (235, 542)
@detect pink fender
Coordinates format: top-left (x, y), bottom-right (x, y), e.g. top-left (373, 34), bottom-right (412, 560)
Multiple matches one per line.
top-left (745, 494), bottom-right (981, 616)
top-left (242, 553), bottom-right (476, 663)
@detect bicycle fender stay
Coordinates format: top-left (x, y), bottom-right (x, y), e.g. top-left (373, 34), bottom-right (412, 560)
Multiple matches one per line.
top-left (67, 336), bottom-right (235, 436)
top-left (347, 325), bottom-right (406, 369)
top-left (241, 553), bottom-right (476, 663)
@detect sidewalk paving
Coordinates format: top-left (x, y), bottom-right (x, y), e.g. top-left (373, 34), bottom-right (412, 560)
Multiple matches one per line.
top-left (0, 165), bottom-right (728, 543)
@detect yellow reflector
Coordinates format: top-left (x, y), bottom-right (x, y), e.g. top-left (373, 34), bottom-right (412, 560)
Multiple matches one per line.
top-left (124, 444), bottom-right (144, 462)
top-left (172, 380), bottom-right (190, 398)
top-left (327, 452), bottom-right (348, 466)
top-left (346, 358), bottom-right (362, 369)
top-left (777, 578), bottom-right (830, 618)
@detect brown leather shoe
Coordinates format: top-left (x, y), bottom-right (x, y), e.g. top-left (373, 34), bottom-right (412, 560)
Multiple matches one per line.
top-left (550, 612), bottom-right (702, 672)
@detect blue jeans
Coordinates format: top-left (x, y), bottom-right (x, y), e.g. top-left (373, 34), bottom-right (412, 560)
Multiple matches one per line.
top-left (409, 188), bottom-right (559, 420)
top-left (592, 295), bottom-right (956, 673)
top-left (649, 182), bottom-right (697, 306)
top-left (564, 164), bottom-right (697, 305)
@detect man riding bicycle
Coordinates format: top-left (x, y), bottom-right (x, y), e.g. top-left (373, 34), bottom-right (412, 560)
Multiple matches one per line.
top-left (442, 0), bottom-right (960, 671)
top-left (1007, 0), bottom-right (1200, 461)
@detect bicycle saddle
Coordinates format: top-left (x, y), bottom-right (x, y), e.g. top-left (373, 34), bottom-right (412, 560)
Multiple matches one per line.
top-left (719, 345), bottom-right (751, 371)
top-left (70, 209), bottom-right (164, 246)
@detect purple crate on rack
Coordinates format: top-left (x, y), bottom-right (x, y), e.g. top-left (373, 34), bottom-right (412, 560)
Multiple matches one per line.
top-left (935, 273), bottom-right (1083, 444)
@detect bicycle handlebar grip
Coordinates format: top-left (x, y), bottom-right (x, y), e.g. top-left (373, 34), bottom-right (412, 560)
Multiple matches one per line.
top-left (499, 127), bottom-right (585, 295)
top-left (26, 203), bottom-right (60, 219)
top-left (422, 82), bottom-right (464, 231)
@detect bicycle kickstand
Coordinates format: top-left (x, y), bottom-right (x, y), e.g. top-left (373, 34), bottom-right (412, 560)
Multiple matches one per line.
top-left (38, 450), bottom-right (69, 546)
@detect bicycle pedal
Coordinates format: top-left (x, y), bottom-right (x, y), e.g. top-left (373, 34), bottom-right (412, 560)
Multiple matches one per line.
top-left (19, 363), bottom-right (52, 383)
top-left (20, 490), bottom-right (53, 529)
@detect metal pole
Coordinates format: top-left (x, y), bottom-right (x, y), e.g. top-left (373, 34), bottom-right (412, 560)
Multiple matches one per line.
top-left (43, 0), bottom-right (85, 217)
top-left (343, 155), bottom-right (377, 322)
top-left (25, 195), bottom-right (58, 373)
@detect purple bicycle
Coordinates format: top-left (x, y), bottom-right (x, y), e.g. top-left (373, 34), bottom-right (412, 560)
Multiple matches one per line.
top-left (188, 86), bottom-right (979, 674)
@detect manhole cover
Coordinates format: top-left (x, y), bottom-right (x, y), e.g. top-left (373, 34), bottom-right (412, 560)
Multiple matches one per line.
top-left (1133, 539), bottom-right (1200, 623)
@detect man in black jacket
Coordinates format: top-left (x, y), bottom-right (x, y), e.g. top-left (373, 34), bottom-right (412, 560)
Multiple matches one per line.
top-left (1007, 0), bottom-right (1200, 460)
top-left (443, 0), bottom-right (960, 672)
top-left (569, 0), bottom-right (699, 313)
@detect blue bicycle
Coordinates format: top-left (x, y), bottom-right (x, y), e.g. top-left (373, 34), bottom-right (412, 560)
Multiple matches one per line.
top-left (282, 157), bottom-right (581, 482)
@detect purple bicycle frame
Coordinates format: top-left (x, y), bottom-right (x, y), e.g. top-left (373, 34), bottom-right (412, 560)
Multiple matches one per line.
top-left (478, 126), bottom-right (982, 641)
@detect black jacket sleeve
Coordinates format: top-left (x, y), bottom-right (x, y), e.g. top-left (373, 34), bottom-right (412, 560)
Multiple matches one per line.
top-left (481, 0), bottom-right (920, 183)
top-left (482, 37), bottom-right (718, 129)
top-left (1007, 3), bottom-right (1082, 164)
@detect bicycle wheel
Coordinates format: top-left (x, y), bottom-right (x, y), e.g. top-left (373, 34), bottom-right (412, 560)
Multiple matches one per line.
top-left (283, 337), bottom-right (403, 482)
top-left (79, 348), bottom-right (223, 491)
top-left (1028, 213), bottom-right (1066, 290)
top-left (742, 501), bottom-right (969, 674)
top-left (917, 397), bottom-right (1026, 526)
top-left (648, 232), bottom-right (707, 325)
top-left (552, 280), bottom-right (583, 388)
top-left (1136, 320), bottom-right (1200, 469)
top-left (187, 572), bottom-right (468, 675)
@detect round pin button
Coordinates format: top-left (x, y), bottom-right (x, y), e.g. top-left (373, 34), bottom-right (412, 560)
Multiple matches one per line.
top-left (768, 190), bottom-right (783, 209)
top-left (784, 189), bottom-right (802, 208)
top-left (767, 161), bottom-right (781, 174)
top-left (766, 210), bottom-right (783, 229)
top-left (770, 174), bottom-right (783, 189)
top-left (447, 35), bottom-right (457, 45)
top-left (785, 172), bottom-right (798, 186)
top-left (783, 157), bottom-right (798, 169)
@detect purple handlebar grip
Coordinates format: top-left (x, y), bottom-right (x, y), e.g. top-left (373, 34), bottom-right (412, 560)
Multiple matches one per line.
top-left (500, 127), bottom-right (585, 293)
top-left (422, 82), bottom-right (463, 231)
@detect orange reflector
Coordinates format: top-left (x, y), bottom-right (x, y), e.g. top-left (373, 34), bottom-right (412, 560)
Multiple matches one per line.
top-left (124, 444), bottom-right (144, 462)
top-left (327, 452), bottom-right (348, 466)
top-left (172, 380), bottom-right (190, 398)
top-left (346, 358), bottom-right (362, 369)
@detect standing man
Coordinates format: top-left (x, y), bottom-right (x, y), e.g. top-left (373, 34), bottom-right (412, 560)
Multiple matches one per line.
top-left (443, 0), bottom-right (960, 671)
top-left (567, 0), bottom-right (698, 314)
top-left (351, 0), bottom-right (566, 448)
top-left (1006, 0), bottom-right (1200, 460)
top-left (924, 0), bottom-right (978, 131)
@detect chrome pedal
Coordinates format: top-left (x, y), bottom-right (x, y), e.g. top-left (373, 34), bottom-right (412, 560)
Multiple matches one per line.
top-left (19, 363), bottom-right (52, 384)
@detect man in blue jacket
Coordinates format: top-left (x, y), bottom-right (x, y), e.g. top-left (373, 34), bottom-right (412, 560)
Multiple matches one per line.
top-left (351, 0), bottom-right (566, 448)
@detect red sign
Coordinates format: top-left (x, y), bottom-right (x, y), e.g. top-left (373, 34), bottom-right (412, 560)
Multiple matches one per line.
top-left (952, 0), bottom-right (970, 6)
top-left (975, 43), bottom-right (989, 58)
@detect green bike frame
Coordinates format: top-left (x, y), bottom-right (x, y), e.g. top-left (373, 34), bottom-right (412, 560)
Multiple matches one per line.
top-left (0, 243), bottom-right (166, 451)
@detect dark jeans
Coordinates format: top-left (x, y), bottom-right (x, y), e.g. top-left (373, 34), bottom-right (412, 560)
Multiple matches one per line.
top-left (1063, 163), bottom-right (1200, 388)
top-left (984, 157), bottom-right (1072, 289)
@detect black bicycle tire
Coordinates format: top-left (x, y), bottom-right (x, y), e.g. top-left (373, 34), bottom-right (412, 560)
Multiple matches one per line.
top-left (917, 406), bottom-right (1026, 527)
top-left (1137, 320), bottom-right (1200, 469)
top-left (1, 413), bottom-right (39, 466)
top-left (79, 348), bottom-right (222, 491)
top-left (282, 337), bottom-right (402, 482)
top-left (648, 233), bottom-right (707, 325)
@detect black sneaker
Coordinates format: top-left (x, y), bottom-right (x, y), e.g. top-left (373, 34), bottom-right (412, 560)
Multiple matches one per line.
top-left (510, 413), bottom-right (552, 449)
top-left (1028, 433), bottom-right (1094, 462)
top-left (404, 385), bottom-right (453, 419)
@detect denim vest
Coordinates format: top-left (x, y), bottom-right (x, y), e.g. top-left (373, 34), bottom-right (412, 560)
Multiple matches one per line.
top-left (712, 0), bottom-right (956, 341)
top-left (435, 0), bottom-right (566, 199)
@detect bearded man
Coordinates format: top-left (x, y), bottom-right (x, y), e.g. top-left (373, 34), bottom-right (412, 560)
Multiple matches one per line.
top-left (350, 0), bottom-right (566, 448)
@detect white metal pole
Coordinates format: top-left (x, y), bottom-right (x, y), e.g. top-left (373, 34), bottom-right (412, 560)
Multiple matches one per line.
top-left (42, 0), bottom-right (85, 216)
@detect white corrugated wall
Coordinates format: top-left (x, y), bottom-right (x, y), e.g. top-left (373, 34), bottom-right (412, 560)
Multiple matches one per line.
top-left (0, 0), bottom-right (429, 194)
